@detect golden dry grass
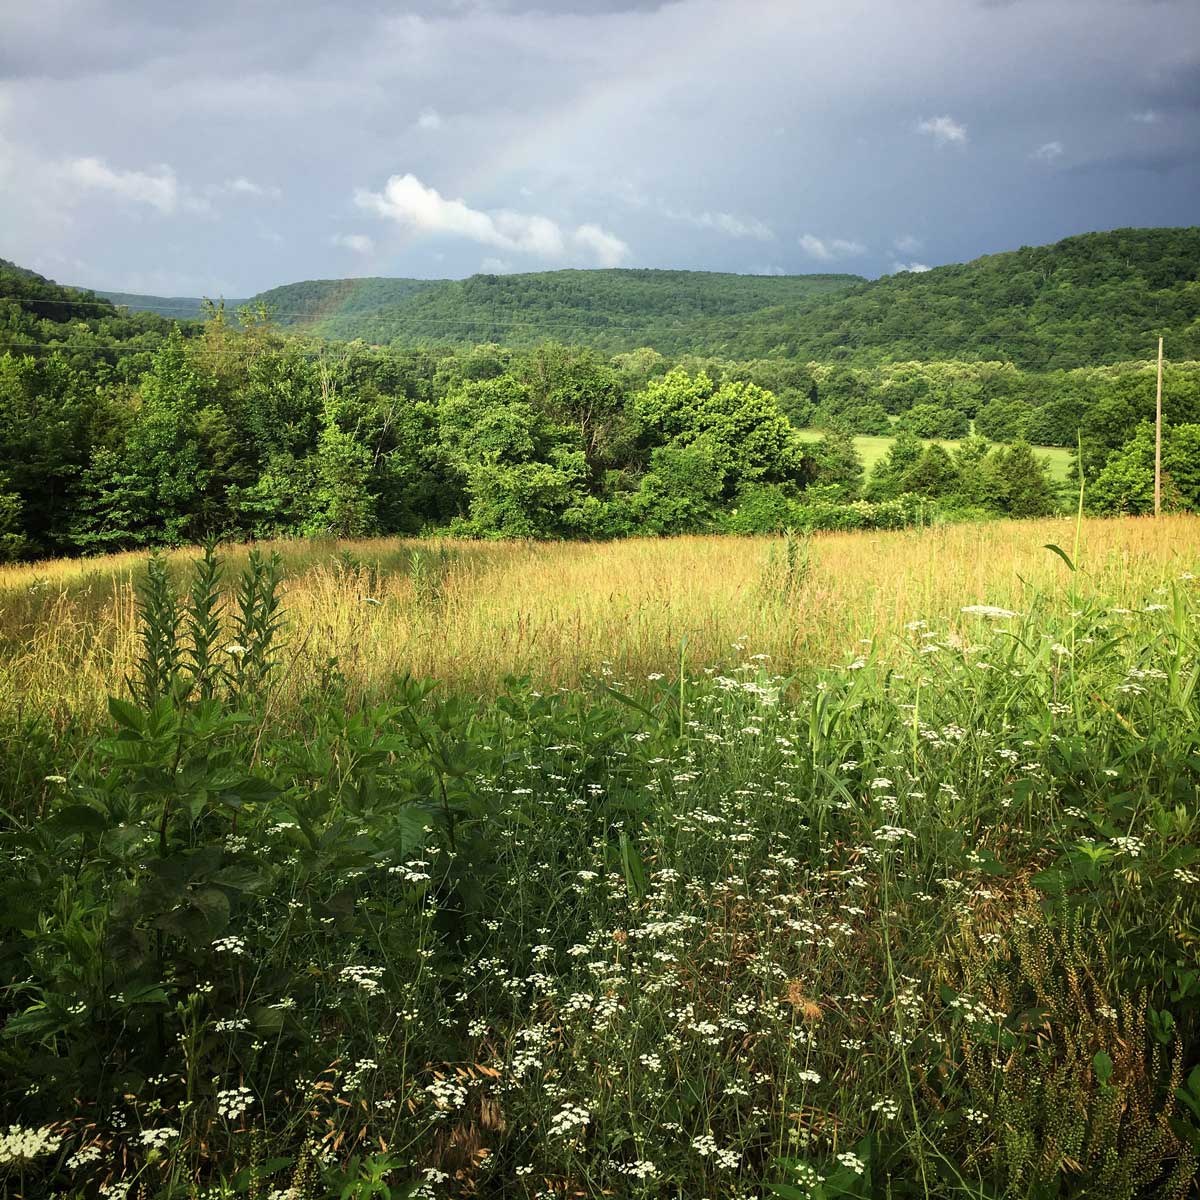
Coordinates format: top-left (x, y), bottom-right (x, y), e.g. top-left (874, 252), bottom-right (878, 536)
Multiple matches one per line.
top-left (3, 515), bottom-right (1197, 725)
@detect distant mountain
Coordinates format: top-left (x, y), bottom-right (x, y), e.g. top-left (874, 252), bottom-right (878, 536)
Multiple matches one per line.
top-left (15, 225), bottom-right (1198, 370)
top-left (238, 229), bottom-right (1200, 368)
top-left (95, 291), bottom-right (246, 320)
top-left (246, 268), bottom-right (862, 353)
top-left (0, 259), bottom-right (180, 366)
top-left (738, 226), bottom-right (1200, 370)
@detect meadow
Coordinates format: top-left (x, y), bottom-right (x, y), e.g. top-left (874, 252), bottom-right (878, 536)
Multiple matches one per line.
top-left (792, 430), bottom-right (1075, 483)
top-left (2, 516), bottom-right (1200, 1199)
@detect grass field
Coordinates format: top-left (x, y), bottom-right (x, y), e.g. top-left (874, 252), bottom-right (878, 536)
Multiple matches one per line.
top-left (3, 519), bottom-right (1199, 1199)
top-left (794, 428), bottom-right (1076, 482)
top-left (0, 515), bottom-right (1188, 721)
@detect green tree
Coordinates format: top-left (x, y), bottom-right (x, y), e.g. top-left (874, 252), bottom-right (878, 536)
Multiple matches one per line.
top-left (307, 423), bottom-right (378, 539)
top-left (808, 427), bottom-right (863, 498)
top-left (625, 440), bottom-right (725, 534)
top-left (0, 473), bottom-right (26, 561)
top-left (980, 441), bottom-right (1056, 516)
top-left (1090, 423), bottom-right (1200, 514)
top-left (903, 443), bottom-right (960, 498)
top-left (898, 403), bottom-right (969, 439)
top-left (865, 430), bottom-right (924, 501)
top-left (975, 399), bottom-right (1033, 443)
top-left (632, 368), bottom-right (805, 494)
top-left (72, 330), bottom-right (215, 550)
top-left (952, 435), bottom-right (993, 508)
top-left (0, 352), bottom-right (102, 556)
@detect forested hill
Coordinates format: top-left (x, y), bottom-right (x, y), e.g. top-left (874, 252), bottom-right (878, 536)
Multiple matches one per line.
top-left (14, 225), bottom-right (1199, 369)
top-left (246, 227), bottom-right (1198, 367)
top-left (249, 269), bottom-right (862, 351)
top-left (95, 290), bottom-right (246, 321)
top-left (0, 258), bottom-right (184, 376)
top-left (752, 226), bottom-right (1200, 370)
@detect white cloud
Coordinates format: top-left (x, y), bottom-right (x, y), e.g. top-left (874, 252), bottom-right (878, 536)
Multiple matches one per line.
top-left (1034, 140), bottom-right (1063, 162)
top-left (355, 172), bottom-right (630, 266)
top-left (893, 233), bottom-right (923, 254)
top-left (659, 204), bottom-right (774, 240)
top-left (217, 176), bottom-right (281, 199)
top-left (1131, 109), bottom-right (1160, 124)
top-left (60, 155), bottom-right (179, 213)
top-left (798, 233), bottom-right (866, 261)
top-left (416, 107), bottom-right (442, 130)
top-left (890, 260), bottom-right (931, 273)
top-left (573, 222), bottom-right (631, 267)
top-left (917, 115), bottom-right (968, 145)
top-left (331, 232), bottom-right (374, 254)
top-left (479, 256), bottom-right (513, 273)
top-left (53, 156), bottom-right (270, 215)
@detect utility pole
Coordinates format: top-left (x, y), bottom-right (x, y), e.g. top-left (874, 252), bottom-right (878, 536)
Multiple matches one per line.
top-left (1154, 336), bottom-right (1164, 517)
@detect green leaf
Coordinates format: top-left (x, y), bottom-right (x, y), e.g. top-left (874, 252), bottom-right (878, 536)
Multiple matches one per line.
top-left (766, 1184), bottom-right (815, 1200)
top-left (211, 865), bottom-right (269, 893)
top-left (51, 804), bottom-right (109, 836)
top-left (189, 885), bottom-right (231, 932)
top-left (107, 696), bottom-right (147, 732)
top-left (123, 982), bottom-right (170, 1005)
top-left (3, 1003), bottom-right (67, 1040)
top-left (1043, 543), bottom-right (1076, 572)
top-left (218, 775), bottom-right (280, 803)
top-left (1093, 1050), bottom-right (1114, 1084)
top-left (600, 684), bottom-right (660, 723)
top-left (232, 1157), bottom-right (293, 1192)
top-left (618, 830), bottom-right (646, 901)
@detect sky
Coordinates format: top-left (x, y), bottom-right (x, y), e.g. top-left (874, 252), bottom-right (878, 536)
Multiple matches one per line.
top-left (0, 0), bottom-right (1197, 297)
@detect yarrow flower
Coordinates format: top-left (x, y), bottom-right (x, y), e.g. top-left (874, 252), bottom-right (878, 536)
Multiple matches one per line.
top-left (1110, 835), bottom-right (1144, 858)
top-left (548, 1103), bottom-right (590, 1136)
top-left (139, 1126), bottom-right (179, 1149)
top-left (622, 1160), bottom-right (658, 1179)
top-left (425, 1078), bottom-right (468, 1111)
top-left (0, 1124), bottom-right (60, 1164)
top-left (216, 1085), bottom-right (256, 1120)
top-left (960, 605), bottom-right (1019, 619)
top-left (339, 964), bottom-right (385, 994)
top-left (67, 1144), bottom-right (102, 1170)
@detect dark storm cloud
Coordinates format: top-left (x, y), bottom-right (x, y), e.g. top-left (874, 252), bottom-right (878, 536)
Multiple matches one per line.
top-left (1068, 145), bottom-right (1200, 175)
top-left (1144, 58), bottom-right (1200, 111)
top-left (1, 0), bottom-right (1197, 295)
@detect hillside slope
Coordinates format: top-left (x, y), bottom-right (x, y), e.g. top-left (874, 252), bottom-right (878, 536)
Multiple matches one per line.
top-left (252, 268), bottom-right (862, 351)
top-left (745, 226), bottom-right (1200, 369)
top-left (245, 228), bottom-right (1200, 367)
top-left (24, 225), bottom-right (1200, 369)
top-left (0, 259), bottom-right (182, 369)
top-left (95, 291), bottom-right (246, 320)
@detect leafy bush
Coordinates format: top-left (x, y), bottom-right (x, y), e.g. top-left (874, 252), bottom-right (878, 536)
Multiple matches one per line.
top-left (898, 402), bottom-right (970, 439)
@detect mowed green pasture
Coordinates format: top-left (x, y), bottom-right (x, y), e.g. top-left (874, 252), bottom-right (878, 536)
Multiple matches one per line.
top-left (795, 427), bottom-right (1075, 482)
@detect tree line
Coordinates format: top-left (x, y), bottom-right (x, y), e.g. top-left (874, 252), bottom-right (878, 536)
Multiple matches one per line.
top-left (2, 252), bottom-right (1197, 561)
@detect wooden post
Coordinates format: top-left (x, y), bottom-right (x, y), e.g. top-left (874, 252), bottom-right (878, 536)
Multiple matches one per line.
top-left (1154, 336), bottom-right (1164, 517)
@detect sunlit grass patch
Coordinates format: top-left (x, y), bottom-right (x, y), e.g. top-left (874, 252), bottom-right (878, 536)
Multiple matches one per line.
top-left (1, 520), bottom-right (1199, 1197)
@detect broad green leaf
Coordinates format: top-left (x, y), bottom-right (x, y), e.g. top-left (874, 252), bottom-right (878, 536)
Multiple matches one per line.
top-left (107, 696), bottom-right (146, 732)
